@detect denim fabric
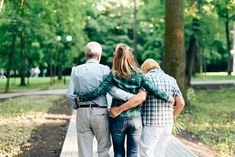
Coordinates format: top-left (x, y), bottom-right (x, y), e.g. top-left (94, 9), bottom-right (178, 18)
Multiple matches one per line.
top-left (109, 116), bottom-right (142, 157)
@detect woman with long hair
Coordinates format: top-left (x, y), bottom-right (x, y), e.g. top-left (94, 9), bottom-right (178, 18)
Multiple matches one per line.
top-left (77, 43), bottom-right (174, 157)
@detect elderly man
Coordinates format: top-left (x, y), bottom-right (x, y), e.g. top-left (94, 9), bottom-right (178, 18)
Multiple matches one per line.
top-left (66, 42), bottom-right (136, 157)
top-left (109, 58), bottom-right (185, 157)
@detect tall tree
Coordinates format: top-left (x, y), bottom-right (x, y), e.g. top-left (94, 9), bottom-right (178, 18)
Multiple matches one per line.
top-left (0, 0), bottom-right (88, 92)
top-left (212, 0), bottom-right (235, 75)
top-left (19, 0), bottom-right (26, 86)
top-left (5, 32), bottom-right (16, 92)
top-left (164, 0), bottom-right (186, 96)
top-left (185, 0), bottom-right (202, 88)
top-left (0, 0), bottom-right (20, 92)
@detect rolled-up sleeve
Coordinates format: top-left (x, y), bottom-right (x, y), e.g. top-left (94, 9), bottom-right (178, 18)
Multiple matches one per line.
top-left (108, 86), bottom-right (135, 101)
top-left (172, 80), bottom-right (182, 98)
top-left (66, 67), bottom-right (77, 109)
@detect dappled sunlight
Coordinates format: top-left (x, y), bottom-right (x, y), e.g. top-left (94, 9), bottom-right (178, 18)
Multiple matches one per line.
top-left (181, 87), bottom-right (235, 156)
top-left (0, 95), bottom-right (71, 157)
top-left (0, 113), bottom-right (70, 126)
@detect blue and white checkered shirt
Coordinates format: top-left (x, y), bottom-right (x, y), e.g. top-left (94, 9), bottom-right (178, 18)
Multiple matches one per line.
top-left (142, 69), bottom-right (182, 126)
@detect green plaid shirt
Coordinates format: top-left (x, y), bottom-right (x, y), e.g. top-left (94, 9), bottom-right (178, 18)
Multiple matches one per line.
top-left (80, 71), bottom-right (169, 117)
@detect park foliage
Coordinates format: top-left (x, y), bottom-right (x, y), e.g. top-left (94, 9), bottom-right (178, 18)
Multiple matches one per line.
top-left (0, 0), bottom-right (235, 85)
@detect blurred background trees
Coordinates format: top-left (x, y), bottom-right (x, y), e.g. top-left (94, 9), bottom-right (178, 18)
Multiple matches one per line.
top-left (0, 0), bottom-right (235, 93)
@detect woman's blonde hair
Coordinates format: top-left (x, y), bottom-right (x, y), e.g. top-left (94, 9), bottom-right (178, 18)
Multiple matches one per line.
top-left (141, 58), bottom-right (160, 74)
top-left (112, 43), bottom-right (141, 79)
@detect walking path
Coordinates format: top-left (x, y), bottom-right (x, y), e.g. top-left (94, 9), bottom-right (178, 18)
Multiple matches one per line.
top-left (191, 80), bottom-right (235, 85)
top-left (60, 94), bottom-right (197, 157)
top-left (191, 80), bottom-right (235, 89)
top-left (0, 89), bottom-right (66, 99)
top-left (60, 110), bottom-right (197, 157)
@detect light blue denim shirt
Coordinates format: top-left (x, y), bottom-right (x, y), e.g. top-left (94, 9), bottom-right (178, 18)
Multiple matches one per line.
top-left (66, 59), bottom-right (134, 109)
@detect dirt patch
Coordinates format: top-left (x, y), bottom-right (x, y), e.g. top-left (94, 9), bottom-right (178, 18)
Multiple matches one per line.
top-left (16, 99), bottom-right (72, 157)
top-left (177, 131), bottom-right (220, 157)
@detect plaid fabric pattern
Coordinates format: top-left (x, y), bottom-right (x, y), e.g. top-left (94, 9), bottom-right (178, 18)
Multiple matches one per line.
top-left (79, 71), bottom-right (170, 117)
top-left (142, 69), bottom-right (182, 126)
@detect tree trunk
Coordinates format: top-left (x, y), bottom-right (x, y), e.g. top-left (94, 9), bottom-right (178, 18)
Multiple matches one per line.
top-left (195, 0), bottom-right (203, 74)
top-left (232, 23), bottom-right (235, 72)
top-left (5, 32), bottom-right (16, 93)
top-left (225, 9), bottom-right (232, 75)
top-left (50, 63), bottom-right (53, 84)
top-left (185, 0), bottom-right (202, 89)
top-left (20, 31), bottom-right (26, 86)
top-left (164, 0), bottom-right (185, 96)
top-left (185, 35), bottom-right (196, 88)
top-left (58, 66), bottom-right (62, 80)
top-left (198, 46), bottom-right (204, 73)
top-left (20, 0), bottom-right (26, 86)
top-left (185, 18), bottom-right (200, 88)
top-left (49, 47), bottom-right (55, 84)
top-left (53, 64), bottom-right (56, 82)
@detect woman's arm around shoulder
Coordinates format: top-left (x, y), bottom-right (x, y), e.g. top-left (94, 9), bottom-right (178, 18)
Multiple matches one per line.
top-left (140, 73), bottom-right (174, 104)
top-left (79, 72), bottom-right (114, 102)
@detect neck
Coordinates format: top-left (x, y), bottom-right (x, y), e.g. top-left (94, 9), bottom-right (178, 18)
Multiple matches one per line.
top-left (86, 57), bottom-right (99, 62)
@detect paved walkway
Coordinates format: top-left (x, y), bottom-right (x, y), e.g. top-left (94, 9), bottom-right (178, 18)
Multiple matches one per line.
top-left (191, 80), bottom-right (235, 89)
top-left (60, 94), bottom-right (197, 157)
top-left (0, 89), bottom-right (66, 99)
top-left (60, 110), bottom-right (197, 157)
top-left (191, 80), bottom-right (235, 85)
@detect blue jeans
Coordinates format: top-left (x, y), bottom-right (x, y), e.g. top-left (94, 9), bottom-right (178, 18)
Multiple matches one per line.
top-left (109, 116), bottom-right (142, 157)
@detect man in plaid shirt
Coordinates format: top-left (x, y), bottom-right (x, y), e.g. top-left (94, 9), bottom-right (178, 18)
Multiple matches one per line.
top-left (109, 59), bottom-right (185, 157)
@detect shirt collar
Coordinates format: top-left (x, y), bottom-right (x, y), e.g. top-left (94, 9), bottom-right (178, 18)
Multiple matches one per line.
top-left (86, 59), bottom-right (99, 64)
top-left (149, 68), bottom-right (163, 73)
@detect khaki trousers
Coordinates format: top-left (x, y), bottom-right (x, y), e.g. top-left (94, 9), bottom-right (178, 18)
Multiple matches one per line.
top-left (76, 107), bottom-right (111, 157)
top-left (139, 125), bottom-right (173, 157)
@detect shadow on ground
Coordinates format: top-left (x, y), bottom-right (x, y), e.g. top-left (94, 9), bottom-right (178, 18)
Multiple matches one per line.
top-left (17, 96), bottom-right (72, 157)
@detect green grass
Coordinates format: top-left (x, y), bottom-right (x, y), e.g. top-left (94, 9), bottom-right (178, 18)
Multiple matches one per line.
top-left (181, 87), bottom-right (235, 157)
top-left (0, 95), bottom-right (65, 156)
top-left (0, 76), bottom-right (70, 92)
top-left (192, 73), bottom-right (235, 81)
top-left (0, 95), bottom-right (61, 117)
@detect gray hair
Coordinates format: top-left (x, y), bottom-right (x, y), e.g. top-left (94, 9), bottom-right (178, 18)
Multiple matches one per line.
top-left (85, 42), bottom-right (102, 57)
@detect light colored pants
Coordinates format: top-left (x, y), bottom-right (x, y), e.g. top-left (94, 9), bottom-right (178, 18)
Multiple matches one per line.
top-left (139, 125), bottom-right (173, 157)
top-left (76, 107), bottom-right (111, 157)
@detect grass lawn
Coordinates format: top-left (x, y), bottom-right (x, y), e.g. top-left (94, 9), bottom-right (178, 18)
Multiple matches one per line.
top-left (0, 95), bottom-right (71, 157)
top-left (192, 73), bottom-right (235, 81)
top-left (0, 76), bottom-right (70, 93)
top-left (181, 87), bottom-right (235, 157)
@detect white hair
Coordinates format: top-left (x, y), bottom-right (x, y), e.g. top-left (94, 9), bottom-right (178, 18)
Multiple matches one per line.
top-left (85, 42), bottom-right (102, 57)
